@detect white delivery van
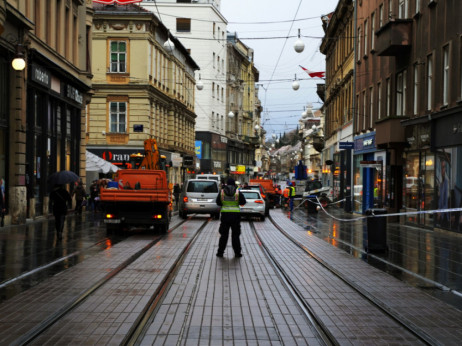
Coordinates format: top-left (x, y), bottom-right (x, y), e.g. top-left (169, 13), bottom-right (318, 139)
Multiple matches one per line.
top-left (195, 174), bottom-right (221, 183)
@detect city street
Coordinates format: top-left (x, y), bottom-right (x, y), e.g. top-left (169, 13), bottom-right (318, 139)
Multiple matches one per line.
top-left (1, 206), bottom-right (461, 310)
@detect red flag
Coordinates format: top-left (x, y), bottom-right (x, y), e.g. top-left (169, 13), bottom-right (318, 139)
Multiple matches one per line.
top-left (93, 0), bottom-right (142, 4)
top-left (299, 65), bottom-right (325, 79)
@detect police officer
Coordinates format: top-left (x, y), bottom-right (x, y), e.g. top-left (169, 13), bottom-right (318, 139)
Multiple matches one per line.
top-left (216, 178), bottom-right (247, 258)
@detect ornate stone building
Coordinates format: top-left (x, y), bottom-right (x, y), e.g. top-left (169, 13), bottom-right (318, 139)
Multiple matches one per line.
top-left (88, 3), bottom-right (199, 185)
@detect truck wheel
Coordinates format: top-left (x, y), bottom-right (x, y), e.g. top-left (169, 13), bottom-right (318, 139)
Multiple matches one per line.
top-left (161, 222), bottom-right (169, 233)
top-left (260, 215), bottom-right (266, 221)
top-left (212, 213), bottom-right (220, 220)
top-left (180, 211), bottom-right (188, 219)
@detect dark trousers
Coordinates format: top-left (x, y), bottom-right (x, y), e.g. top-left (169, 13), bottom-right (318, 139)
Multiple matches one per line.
top-left (289, 197), bottom-right (294, 212)
top-left (54, 213), bottom-right (66, 237)
top-left (217, 213), bottom-right (242, 255)
top-left (75, 199), bottom-right (83, 215)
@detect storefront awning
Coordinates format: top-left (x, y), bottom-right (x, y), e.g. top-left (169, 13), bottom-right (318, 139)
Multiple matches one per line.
top-left (86, 150), bottom-right (119, 174)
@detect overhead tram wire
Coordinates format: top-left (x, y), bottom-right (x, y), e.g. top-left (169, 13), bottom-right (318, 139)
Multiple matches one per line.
top-left (261, 0), bottom-right (304, 137)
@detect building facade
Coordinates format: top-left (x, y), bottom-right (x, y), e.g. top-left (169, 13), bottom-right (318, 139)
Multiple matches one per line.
top-left (141, 0), bottom-right (229, 177)
top-left (88, 3), bottom-right (199, 186)
top-left (355, 0), bottom-right (462, 232)
top-left (0, 0), bottom-right (93, 224)
top-left (320, 0), bottom-right (355, 211)
top-left (226, 33), bottom-right (261, 182)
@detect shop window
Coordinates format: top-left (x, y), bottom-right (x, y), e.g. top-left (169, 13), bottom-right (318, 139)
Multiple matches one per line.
top-left (110, 40), bottom-right (127, 73)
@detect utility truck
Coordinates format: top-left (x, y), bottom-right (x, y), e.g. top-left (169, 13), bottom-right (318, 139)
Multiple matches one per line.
top-left (100, 139), bottom-right (172, 233)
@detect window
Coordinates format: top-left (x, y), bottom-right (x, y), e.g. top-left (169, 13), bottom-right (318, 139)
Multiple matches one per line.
top-left (371, 12), bottom-right (376, 51)
top-left (396, 71), bottom-right (407, 115)
top-left (357, 26), bottom-right (362, 61)
top-left (413, 64), bottom-right (419, 115)
top-left (110, 41), bottom-right (127, 73)
top-left (386, 78), bottom-right (391, 116)
top-left (176, 18), bottom-right (191, 32)
top-left (364, 19), bottom-right (368, 56)
top-left (389, 0), bottom-right (393, 19)
top-left (110, 102), bottom-right (127, 133)
top-left (443, 45), bottom-right (449, 105)
top-left (377, 82), bottom-right (382, 119)
top-left (379, 4), bottom-right (384, 27)
top-left (427, 55), bottom-right (433, 110)
top-left (398, 0), bottom-right (408, 18)
top-left (363, 90), bottom-right (367, 129)
top-left (369, 86), bottom-right (374, 128)
top-left (415, 0), bottom-right (421, 14)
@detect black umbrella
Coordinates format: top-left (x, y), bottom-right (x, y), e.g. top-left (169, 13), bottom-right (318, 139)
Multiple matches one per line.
top-left (47, 170), bottom-right (80, 186)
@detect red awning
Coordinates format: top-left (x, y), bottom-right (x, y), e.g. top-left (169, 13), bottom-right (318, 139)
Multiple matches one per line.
top-left (93, 0), bottom-right (142, 4)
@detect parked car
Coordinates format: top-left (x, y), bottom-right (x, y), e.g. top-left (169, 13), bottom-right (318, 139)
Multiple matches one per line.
top-left (239, 189), bottom-right (266, 221)
top-left (178, 179), bottom-right (221, 219)
top-left (246, 184), bottom-right (270, 216)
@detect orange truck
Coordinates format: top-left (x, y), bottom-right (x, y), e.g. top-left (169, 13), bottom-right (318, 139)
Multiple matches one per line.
top-left (100, 139), bottom-right (172, 233)
top-left (249, 179), bottom-right (278, 208)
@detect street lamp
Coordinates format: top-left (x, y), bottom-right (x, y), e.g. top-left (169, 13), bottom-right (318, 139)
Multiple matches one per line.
top-left (292, 74), bottom-right (300, 91)
top-left (294, 29), bottom-right (305, 53)
top-left (228, 111), bottom-right (234, 118)
top-left (196, 74), bottom-right (204, 90)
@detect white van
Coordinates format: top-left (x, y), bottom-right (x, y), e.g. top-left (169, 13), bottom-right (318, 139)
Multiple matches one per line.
top-left (195, 174), bottom-right (221, 183)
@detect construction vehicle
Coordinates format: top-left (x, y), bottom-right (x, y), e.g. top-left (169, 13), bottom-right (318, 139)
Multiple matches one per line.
top-left (100, 139), bottom-right (172, 233)
top-left (249, 178), bottom-right (278, 208)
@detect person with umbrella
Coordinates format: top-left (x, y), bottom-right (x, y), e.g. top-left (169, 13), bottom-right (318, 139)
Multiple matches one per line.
top-left (49, 184), bottom-right (72, 240)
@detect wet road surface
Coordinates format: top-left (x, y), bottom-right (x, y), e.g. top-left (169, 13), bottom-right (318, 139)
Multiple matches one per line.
top-left (1, 207), bottom-right (462, 311)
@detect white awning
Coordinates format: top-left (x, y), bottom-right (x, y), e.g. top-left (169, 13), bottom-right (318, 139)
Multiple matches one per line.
top-left (86, 150), bottom-right (119, 173)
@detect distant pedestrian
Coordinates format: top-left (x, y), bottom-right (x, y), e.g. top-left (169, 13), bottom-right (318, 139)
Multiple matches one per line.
top-left (50, 184), bottom-right (72, 240)
top-left (215, 178), bottom-right (246, 258)
top-left (173, 183), bottom-right (181, 210)
top-left (72, 180), bottom-right (86, 215)
top-left (288, 182), bottom-right (296, 212)
top-left (89, 180), bottom-right (99, 212)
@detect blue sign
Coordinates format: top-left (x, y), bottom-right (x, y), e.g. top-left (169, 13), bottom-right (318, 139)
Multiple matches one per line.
top-left (339, 141), bottom-right (354, 149)
top-left (195, 140), bottom-right (202, 159)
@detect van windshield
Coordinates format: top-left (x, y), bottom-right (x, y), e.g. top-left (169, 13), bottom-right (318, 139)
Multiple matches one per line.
top-left (187, 181), bottom-right (218, 193)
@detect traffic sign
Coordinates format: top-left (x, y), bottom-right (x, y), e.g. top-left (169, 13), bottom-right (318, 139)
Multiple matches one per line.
top-left (339, 142), bottom-right (354, 149)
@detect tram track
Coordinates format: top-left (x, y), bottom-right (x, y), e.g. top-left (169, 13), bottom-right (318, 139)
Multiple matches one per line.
top-left (11, 218), bottom-right (208, 346)
top-left (251, 214), bottom-right (438, 346)
top-left (248, 220), bottom-right (337, 346)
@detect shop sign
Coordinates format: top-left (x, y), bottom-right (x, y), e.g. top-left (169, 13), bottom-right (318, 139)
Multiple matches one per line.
top-left (171, 153), bottom-right (182, 168)
top-left (184, 156), bottom-right (194, 166)
top-left (231, 165), bottom-right (246, 175)
top-left (66, 85), bottom-right (83, 104)
top-left (220, 136), bottom-right (228, 144)
top-left (195, 140), bottom-right (202, 159)
top-left (31, 64), bottom-right (51, 88)
top-left (354, 133), bottom-right (376, 153)
top-left (213, 161), bottom-right (222, 168)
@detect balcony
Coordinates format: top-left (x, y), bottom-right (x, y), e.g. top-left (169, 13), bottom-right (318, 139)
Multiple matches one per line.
top-left (375, 116), bottom-right (407, 148)
top-left (375, 19), bottom-right (412, 56)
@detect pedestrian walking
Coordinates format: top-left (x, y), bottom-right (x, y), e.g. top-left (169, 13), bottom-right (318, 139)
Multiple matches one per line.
top-left (72, 180), bottom-right (86, 215)
top-left (49, 184), bottom-right (72, 240)
top-left (173, 183), bottom-right (181, 210)
top-left (89, 180), bottom-right (99, 213)
top-left (215, 178), bottom-right (246, 258)
top-left (288, 182), bottom-right (296, 212)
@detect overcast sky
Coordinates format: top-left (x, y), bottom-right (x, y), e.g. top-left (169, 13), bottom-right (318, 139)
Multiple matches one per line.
top-left (220, 0), bottom-right (339, 139)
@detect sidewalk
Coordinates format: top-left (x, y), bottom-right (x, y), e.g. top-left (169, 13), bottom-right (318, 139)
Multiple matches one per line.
top-left (289, 204), bottom-right (462, 309)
